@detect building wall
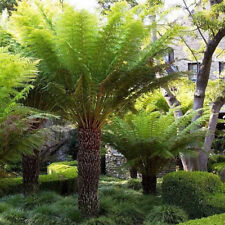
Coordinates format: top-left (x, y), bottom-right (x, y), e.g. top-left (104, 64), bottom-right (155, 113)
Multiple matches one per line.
top-left (105, 147), bottom-right (176, 179)
top-left (171, 24), bottom-right (225, 80)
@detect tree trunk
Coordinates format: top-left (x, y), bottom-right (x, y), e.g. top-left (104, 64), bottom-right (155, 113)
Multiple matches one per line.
top-left (129, 167), bottom-right (137, 179)
top-left (141, 174), bottom-right (157, 195)
top-left (192, 30), bottom-right (225, 170)
top-left (162, 87), bottom-right (191, 171)
top-left (77, 127), bottom-right (101, 217)
top-left (201, 94), bottom-right (225, 170)
top-left (22, 149), bottom-right (40, 195)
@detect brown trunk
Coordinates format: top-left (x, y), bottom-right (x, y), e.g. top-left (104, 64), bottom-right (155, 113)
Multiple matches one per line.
top-left (77, 127), bottom-right (101, 217)
top-left (142, 174), bottom-right (157, 195)
top-left (22, 149), bottom-right (40, 195)
top-left (129, 167), bottom-right (138, 179)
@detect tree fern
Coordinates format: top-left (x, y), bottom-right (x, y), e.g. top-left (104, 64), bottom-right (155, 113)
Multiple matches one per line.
top-left (103, 110), bottom-right (207, 193)
top-left (9, 0), bottom-right (183, 215)
top-left (9, 0), bottom-right (181, 129)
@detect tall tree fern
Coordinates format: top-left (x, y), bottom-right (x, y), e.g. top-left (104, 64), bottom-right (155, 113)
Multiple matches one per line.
top-left (103, 110), bottom-right (207, 194)
top-left (10, 0), bottom-right (182, 216)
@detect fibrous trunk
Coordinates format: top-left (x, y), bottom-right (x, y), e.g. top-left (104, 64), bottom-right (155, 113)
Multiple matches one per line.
top-left (142, 174), bottom-right (157, 195)
top-left (130, 167), bottom-right (137, 179)
top-left (77, 127), bottom-right (101, 217)
top-left (22, 149), bottom-right (40, 195)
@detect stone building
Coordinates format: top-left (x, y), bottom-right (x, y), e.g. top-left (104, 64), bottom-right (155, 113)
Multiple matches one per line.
top-left (169, 37), bottom-right (225, 81)
top-left (105, 146), bottom-right (176, 179)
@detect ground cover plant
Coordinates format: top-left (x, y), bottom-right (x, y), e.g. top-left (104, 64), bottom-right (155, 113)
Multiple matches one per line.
top-left (0, 176), bottom-right (189, 225)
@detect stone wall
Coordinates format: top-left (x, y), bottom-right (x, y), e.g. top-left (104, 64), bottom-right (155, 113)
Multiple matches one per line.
top-left (105, 146), bottom-right (176, 179)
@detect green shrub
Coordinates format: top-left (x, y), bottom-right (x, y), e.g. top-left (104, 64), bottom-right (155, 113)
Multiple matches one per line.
top-left (0, 161), bottom-right (78, 197)
top-left (127, 178), bottom-right (142, 190)
top-left (47, 161), bottom-right (78, 175)
top-left (162, 171), bottom-right (225, 218)
top-left (178, 213), bottom-right (225, 225)
top-left (81, 217), bottom-right (116, 225)
top-left (144, 204), bottom-right (188, 225)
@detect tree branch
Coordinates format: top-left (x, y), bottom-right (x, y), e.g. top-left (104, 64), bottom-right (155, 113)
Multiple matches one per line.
top-left (182, 0), bottom-right (208, 45)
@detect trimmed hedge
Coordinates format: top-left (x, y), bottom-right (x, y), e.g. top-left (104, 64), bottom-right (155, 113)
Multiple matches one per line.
top-left (0, 161), bottom-right (78, 197)
top-left (178, 213), bottom-right (225, 225)
top-left (47, 160), bottom-right (78, 175)
top-left (162, 171), bottom-right (225, 219)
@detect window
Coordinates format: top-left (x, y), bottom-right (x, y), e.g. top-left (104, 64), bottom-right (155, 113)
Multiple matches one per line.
top-left (168, 49), bottom-right (174, 63)
top-left (188, 62), bottom-right (200, 81)
top-left (219, 62), bottom-right (225, 75)
top-left (164, 49), bottom-right (174, 63)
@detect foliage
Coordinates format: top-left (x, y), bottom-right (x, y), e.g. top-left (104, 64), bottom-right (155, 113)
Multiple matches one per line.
top-left (144, 204), bottom-right (188, 225)
top-left (192, 1), bottom-right (225, 38)
top-left (0, 48), bottom-right (47, 165)
top-left (208, 154), bottom-right (225, 172)
top-left (178, 213), bottom-right (225, 225)
top-left (0, 0), bottom-right (17, 13)
top-left (9, 0), bottom-right (182, 129)
top-left (162, 171), bottom-right (225, 219)
top-left (98, 0), bottom-right (138, 12)
top-left (135, 90), bottom-right (170, 113)
top-left (0, 161), bottom-right (78, 197)
top-left (103, 110), bottom-right (206, 177)
top-left (210, 162), bottom-right (225, 174)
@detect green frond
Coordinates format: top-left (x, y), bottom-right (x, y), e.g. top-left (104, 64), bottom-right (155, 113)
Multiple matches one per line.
top-left (10, 0), bottom-right (182, 128)
top-left (103, 109), bottom-right (207, 174)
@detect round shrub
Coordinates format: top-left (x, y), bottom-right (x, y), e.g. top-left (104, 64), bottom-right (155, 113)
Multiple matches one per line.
top-left (81, 216), bottom-right (116, 225)
top-left (178, 213), bottom-right (225, 225)
top-left (162, 171), bottom-right (225, 218)
top-left (144, 204), bottom-right (188, 225)
top-left (127, 178), bottom-right (142, 190)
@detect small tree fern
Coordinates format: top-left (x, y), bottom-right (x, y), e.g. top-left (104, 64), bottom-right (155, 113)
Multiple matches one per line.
top-left (9, 0), bottom-right (183, 216)
top-left (103, 110), bottom-right (207, 194)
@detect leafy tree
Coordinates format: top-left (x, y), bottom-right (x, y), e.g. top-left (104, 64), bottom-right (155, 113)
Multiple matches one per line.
top-left (170, 0), bottom-right (225, 171)
top-left (103, 110), bottom-right (206, 194)
top-left (10, 0), bottom-right (181, 216)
